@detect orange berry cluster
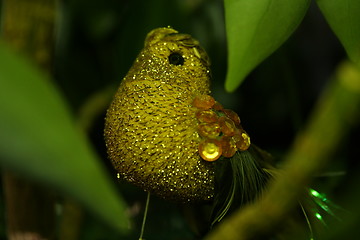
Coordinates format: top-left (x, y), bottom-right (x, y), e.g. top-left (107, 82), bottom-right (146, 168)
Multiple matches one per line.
top-left (192, 95), bottom-right (251, 162)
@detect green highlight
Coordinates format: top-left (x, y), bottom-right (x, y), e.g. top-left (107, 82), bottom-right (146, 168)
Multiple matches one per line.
top-left (310, 189), bottom-right (327, 201)
top-left (310, 189), bottom-right (320, 198)
top-left (309, 188), bottom-right (334, 216)
top-left (315, 213), bottom-right (323, 221)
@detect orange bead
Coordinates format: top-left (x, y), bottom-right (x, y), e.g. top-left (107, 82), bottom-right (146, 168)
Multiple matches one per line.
top-left (192, 95), bottom-right (215, 110)
top-left (198, 139), bottom-right (222, 161)
top-left (234, 130), bottom-right (251, 151)
top-left (213, 101), bottom-right (224, 111)
top-left (219, 116), bottom-right (236, 136)
top-left (232, 130), bottom-right (243, 143)
top-left (196, 110), bottom-right (218, 123)
top-left (197, 123), bottom-right (221, 139)
top-left (220, 136), bottom-right (237, 158)
top-left (223, 109), bottom-right (241, 126)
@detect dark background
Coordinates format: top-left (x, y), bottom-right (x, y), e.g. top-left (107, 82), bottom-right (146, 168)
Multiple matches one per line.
top-left (3, 0), bottom-right (359, 239)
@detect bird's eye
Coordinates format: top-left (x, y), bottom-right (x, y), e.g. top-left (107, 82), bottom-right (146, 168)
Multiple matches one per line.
top-left (168, 52), bottom-right (184, 66)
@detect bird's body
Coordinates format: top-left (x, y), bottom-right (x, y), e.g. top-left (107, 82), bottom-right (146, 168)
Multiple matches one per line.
top-left (104, 27), bottom-right (215, 202)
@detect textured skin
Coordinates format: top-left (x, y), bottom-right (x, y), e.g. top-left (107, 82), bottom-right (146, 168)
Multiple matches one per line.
top-left (104, 27), bottom-right (215, 202)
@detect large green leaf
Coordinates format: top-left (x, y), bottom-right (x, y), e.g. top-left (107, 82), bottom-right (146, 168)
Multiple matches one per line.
top-left (0, 41), bottom-right (128, 232)
top-left (224, 0), bottom-right (310, 92)
top-left (316, 0), bottom-right (360, 66)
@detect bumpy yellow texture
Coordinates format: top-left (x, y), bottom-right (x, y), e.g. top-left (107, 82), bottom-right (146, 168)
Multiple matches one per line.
top-left (104, 27), bottom-right (214, 202)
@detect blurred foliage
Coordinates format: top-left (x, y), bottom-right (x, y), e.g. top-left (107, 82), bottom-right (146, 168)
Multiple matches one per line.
top-left (0, 40), bottom-right (128, 232)
top-left (224, 0), bottom-right (311, 92)
top-left (0, 0), bottom-right (359, 239)
top-left (316, 0), bottom-right (360, 66)
top-left (224, 0), bottom-right (360, 92)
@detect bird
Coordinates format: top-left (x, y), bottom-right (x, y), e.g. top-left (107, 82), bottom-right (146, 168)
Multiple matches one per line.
top-left (104, 27), bottom-right (336, 239)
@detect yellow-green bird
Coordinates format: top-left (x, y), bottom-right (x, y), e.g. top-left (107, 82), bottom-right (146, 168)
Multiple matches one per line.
top-left (104, 27), bottom-right (252, 204)
top-left (104, 27), bottom-right (335, 236)
top-left (105, 27), bottom-right (213, 203)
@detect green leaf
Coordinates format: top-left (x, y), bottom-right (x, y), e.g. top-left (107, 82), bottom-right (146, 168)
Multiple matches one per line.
top-left (0, 41), bottom-right (128, 232)
top-left (224, 0), bottom-right (311, 92)
top-left (316, 0), bottom-right (360, 66)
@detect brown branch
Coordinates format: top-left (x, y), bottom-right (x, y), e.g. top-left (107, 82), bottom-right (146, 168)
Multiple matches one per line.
top-left (205, 61), bottom-right (360, 240)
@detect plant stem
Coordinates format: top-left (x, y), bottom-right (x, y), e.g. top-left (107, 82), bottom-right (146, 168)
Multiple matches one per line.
top-left (139, 191), bottom-right (151, 240)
